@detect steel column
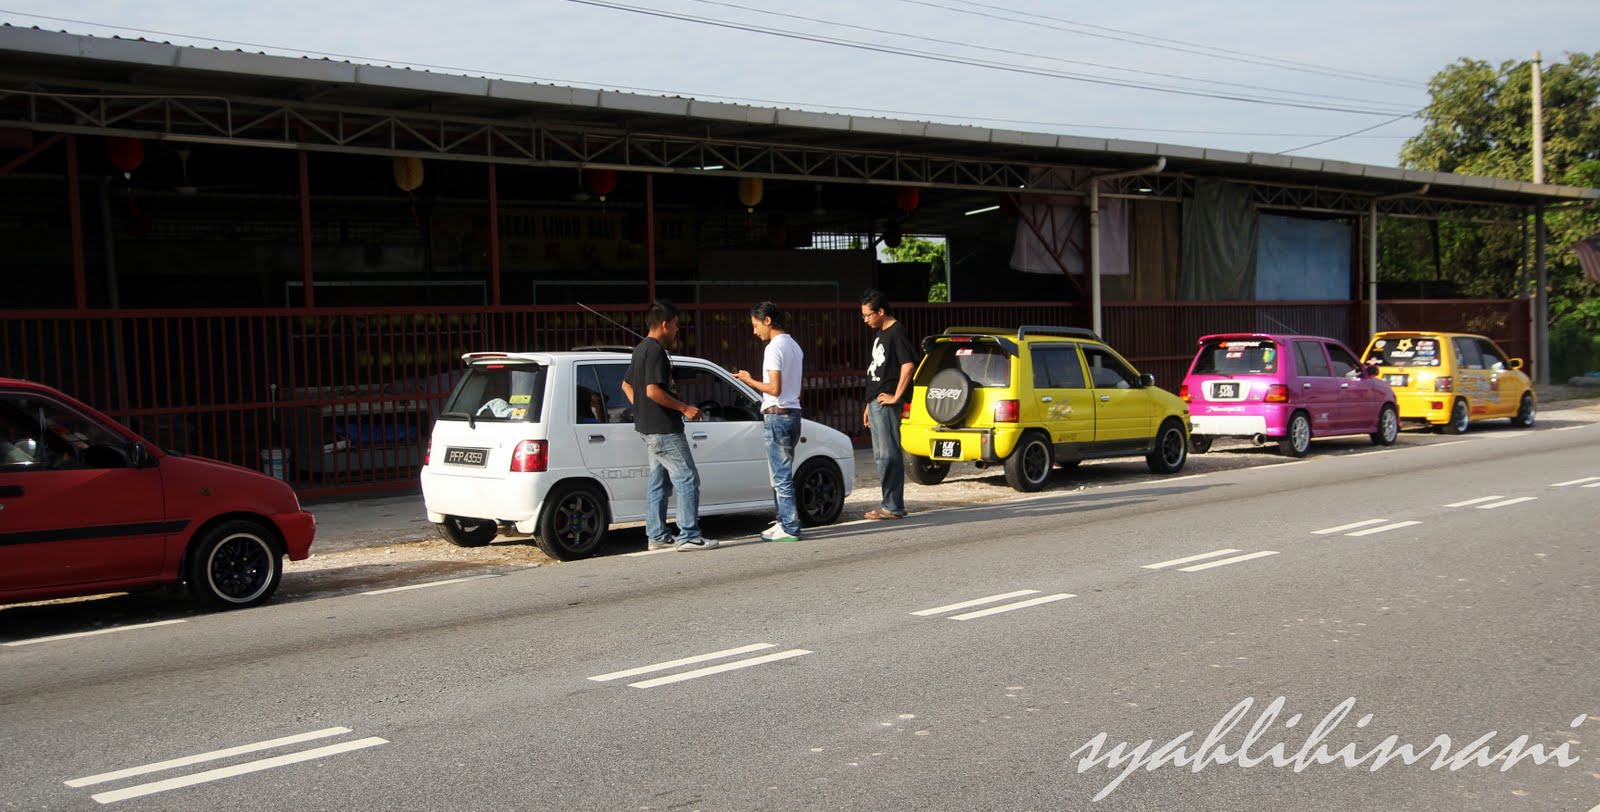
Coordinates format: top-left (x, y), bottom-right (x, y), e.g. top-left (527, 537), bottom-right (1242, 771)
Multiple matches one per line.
top-left (488, 163), bottom-right (501, 305)
top-left (65, 134), bottom-right (86, 309)
top-left (298, 150), bottom-right (314, 307)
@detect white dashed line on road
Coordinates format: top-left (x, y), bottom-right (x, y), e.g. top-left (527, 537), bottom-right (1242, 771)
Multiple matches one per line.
top-left (87, 738), bottom-right (388, 804)
top-left (1553, 425), bottom-right (1588, 432)
top-left (588, 643), bottom-right (776, 683)
top-left (911, 590), bottom-right (1039, 616)
top-left (1427, 441), bottom-right (1469, 448)
top-left (1552, 476), bottom-right (1600, 487)
top-left (66, 728), bottom-right (354, 787)
top-left (1445, 496), bottom-right (1504, 507)
top-left (361, 574), bottom-right (502, 595)
top-left (1312, 519), bottom-right (1388, 535)
top-left (1475, 496), bottom-right (1538, 510)
top-left (1177, 551), bottom-right (1280, 572)
top-left (625, 649), bottom-right (813, 689)
top-left (1142, 549), bottom-right (1242, 569)
top-left (1586, 482), bottom-right (1600, 489)
top-left (5, 619), bottom-right (186, 648)
top-left (948, 594), bottom-right (1075, 620)
top-left (1345, 520), bottom-right (1423, 537)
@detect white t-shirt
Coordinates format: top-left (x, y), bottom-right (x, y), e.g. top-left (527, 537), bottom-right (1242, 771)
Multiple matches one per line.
top-left (761, 332), bottom-right (804, 411)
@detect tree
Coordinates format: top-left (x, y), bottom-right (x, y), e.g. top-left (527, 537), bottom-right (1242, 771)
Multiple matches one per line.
top-left (1390, 52), bottom-right (1600, 330)
top-left (881, 236), bottom-right (950, 302)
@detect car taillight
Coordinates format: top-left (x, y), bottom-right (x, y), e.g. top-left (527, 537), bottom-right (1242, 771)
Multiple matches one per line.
top-left (1178, 384), bottom-right (1191, 402)
top-left (424, 446), bottom-right (430, 466)
top-left (510, 440), bottom-right (547, 472)
top-left (1264, 384), bottom-right (1290, 403)
top-left (901, 401), bottom-right (911, 420)
top-left (994, 400), bottom-right (1019, 423)
top-left (1434, 376), bottom-right (1453, 393)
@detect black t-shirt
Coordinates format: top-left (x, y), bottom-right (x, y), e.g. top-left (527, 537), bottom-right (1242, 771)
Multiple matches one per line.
top-left (626, 337), bottom-right (682, 435)
top-left (865, 320), bottom-right (917, 404)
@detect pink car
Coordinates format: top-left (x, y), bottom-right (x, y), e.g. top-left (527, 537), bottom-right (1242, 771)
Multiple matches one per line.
top-left (1179, 333), bottom-right (1399, 457)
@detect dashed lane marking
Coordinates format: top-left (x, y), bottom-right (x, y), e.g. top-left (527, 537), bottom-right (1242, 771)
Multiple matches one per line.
top-left (1312, 519), bottom-right (1387, 535)
top-left (87, 738), bottom-right (388, 804)
top-left (1177, 551), bottom-right (1280, 572)
top-left (588, 643), bottom-right (775, 683)
top-left (5, 619), bottom-right (186, 648)
top-left (1475, 496), bottom-right (1538, 510)
top-left (949, 594), bottom-right (1075, 620)
top-left (1345, 520), bottom-right (1423, 537)
top-left (911, 590), bottom-right (1039, 616)
top-left (1142, 549), bottom-right (1242, 569)
top-left (361, 574), bottom-right (501, 595)
top-left (627, 649), bottom-right (812, 689)
top-left (1552, 477), bottom-right (1600, 487)
top-left (66, 728), bottom-right (353, 787)
top-left (1445, 496), bottom-right (1504, 508)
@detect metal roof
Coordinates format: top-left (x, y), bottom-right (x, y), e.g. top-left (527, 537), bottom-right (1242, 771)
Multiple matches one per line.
top-left (1, 25), bottom-right (1596, 212)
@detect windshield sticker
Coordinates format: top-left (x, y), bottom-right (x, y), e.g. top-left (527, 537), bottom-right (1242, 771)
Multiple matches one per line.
top-left (509, 394), bottom-right (532, 405)
top-left (955, 348), bottom-right (974, 356)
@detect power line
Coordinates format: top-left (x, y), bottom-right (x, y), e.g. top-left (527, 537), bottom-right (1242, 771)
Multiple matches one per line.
top-left (676, 0), bottom-right (1418, 109)
top-left (909, 0), bottom-right (1424, 89)
top-left (563, 0), bottom-right (1415, 116)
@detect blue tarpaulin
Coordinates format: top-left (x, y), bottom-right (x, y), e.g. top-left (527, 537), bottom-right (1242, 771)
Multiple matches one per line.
top-left (1256, 215), bottom-right (1352, 301)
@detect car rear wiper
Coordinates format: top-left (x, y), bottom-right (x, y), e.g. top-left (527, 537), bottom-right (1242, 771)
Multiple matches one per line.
top-left (444, 410), bottom-right (475, 429)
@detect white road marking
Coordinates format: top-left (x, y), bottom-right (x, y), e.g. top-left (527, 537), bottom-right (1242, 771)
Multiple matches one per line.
top-left (361, 574), bottom-right (501, 595)
top-left (1158, 474), bottom-right (1208, 483)
top-left (1142, 549), bottom-right (1242, 570)
top-left (1428, 440), bottom-right (1469, 448)
top-left (1346, 520), bottom-right (1423, 537)
top-left (88, 737), bottom-right (388, 804)
top-left (627, 649), bottom-right (812, 689)
top-left (1312, 519), bottom-right (1387, 535)
top-left (911, 590), bottom-right (1040, 616)
top-left (1362, 448), bottom-right (1403, 455)
top-left (1445, 496), bottom-right (1504, 508)
top-left (5, 619), bottom-right (186, 648)
top-left (1553, 425), bottom-right (1587, 432)
top-left (588, 643), bottom-right (776, 682)
top-left (1475, 496), bottom-right (1538, 510)
top-left (1552, 476), bottom-right (1600, 487)
top-left (1241, 460), bottom-right (1309, 470)
top-left (1586, 482), bottom-right (1600, 489)
top-left (949, 594), bottom-right (1075, 620)
top-left (1177, 551), bottom-right (1280, 572)
top-left (66, 728), bottom-right (353, 787)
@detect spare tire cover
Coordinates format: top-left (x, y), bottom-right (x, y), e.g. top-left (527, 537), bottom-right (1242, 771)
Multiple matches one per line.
top-left (925, 368), bottom-right (974, 426)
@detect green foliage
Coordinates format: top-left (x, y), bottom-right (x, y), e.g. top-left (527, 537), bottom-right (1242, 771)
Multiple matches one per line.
top-left (1395, 51), bottom-right (1600, 324)
top-left (881, 236), bottom-right (950, 302)
top-left (1551, 315), bottom-right (1600, 379)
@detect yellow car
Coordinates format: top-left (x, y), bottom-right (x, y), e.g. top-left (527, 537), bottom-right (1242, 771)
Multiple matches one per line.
top-left (900, 326), bottom-right (1191, 492)
top-left (1360, 331), bottom-right (1536, 434)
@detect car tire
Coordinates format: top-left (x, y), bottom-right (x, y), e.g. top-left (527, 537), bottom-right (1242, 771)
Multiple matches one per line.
top-left (1278, 411), bottom-right (1312, 457)
top-left (1190, 435), bottom-right (1213, 454)
top-left (905, 453), bottom-right (950, 486)
top-left (1510, 393), bottom-right (1536, 428)
top-left (1003, 432), bottom-right (1052, 492)
top-left (924, 368), bottom-right (974, 427)
top-left (437, 516), bottom-right (498, 547)
top-left (1370, 403), bottom-right (1399, 446)
top-left (535, 484), bottom-right (608, 561)
top-left (796, 457), bottom-right (846, 526)
top-left (1146, 419), bottom-right (1189, 474)
top-left (185, 520), bottom-right (283, 610)
top-left (1442, 398), bottom-right (1470, 435)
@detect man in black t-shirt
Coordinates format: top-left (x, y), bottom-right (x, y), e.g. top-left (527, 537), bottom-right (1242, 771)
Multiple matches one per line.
top-left (860, 289), bottom-right (918, 520)
top-left (621, 301), bottom-right (718, 551)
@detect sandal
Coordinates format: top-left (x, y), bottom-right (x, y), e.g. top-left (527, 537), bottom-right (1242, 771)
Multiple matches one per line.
top-left (864, 509), bottom-right (903, 520)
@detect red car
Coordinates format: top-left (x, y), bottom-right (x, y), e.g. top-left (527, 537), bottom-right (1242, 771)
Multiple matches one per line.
top-left (0, 378), bottom-right (314, 609)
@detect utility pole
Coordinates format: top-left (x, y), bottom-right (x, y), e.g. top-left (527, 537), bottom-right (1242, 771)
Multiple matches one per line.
top-left (1532, 50), bottom-right (1545, 184)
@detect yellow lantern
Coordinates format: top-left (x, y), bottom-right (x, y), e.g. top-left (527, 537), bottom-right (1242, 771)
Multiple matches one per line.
top-left (737, 177), bottom-right (763, 212)
top-left (393, 156), bottom-right (424, 192)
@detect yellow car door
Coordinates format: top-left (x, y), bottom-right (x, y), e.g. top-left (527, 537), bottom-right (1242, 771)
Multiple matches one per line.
top-left (1083, 345), bottom-right (1154, 453)
top-left (1449, 336), bottom-right (1498, 419)
top-left (1029, 344), bottom-right (1095, 454)
top-left (1473, 337), bottom-right (1530, 419)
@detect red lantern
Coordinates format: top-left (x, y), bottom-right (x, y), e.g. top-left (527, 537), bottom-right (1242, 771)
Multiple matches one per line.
top-left (105, 137), bottom-right (144, 178)
top-left (585, 168), bottom-right (617, 201)
top-left (895, 186), bottom-right (920, 212)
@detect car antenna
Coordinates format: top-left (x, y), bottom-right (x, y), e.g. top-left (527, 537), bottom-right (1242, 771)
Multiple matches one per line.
top-left (576, 301), bottom-right (648, 344)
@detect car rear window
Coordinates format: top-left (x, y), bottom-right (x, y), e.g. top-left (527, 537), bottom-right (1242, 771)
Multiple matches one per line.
top-left (915, 342), bottom-right (1012, 387)
top-left (441, 362), bottom-right (547, 423)
top-left (1192, 339), bottom-right (1279, 375)
top-left (1366, 336), bottom-right (1443, 368)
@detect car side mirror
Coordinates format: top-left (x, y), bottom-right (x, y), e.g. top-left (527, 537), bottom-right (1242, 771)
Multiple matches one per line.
top-left (1361, 362), bottom-right (1380, 379)
top-left (1138, 372), bottom-right (1157, 388)
top-left (130, 442), bottom-right (157, 468)
top-left (1509, 358), bottom-right (1524, 370)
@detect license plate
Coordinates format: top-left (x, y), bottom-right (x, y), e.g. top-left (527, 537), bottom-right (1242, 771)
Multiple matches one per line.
top-left (1385, 374), bottom-right (1408, 387)
top-left (443, 446), bottom-right (489, 467)
top-left (1212, 382), bottom-right (1239, 398)
top-left (931, 439), bottom-right (962, 460)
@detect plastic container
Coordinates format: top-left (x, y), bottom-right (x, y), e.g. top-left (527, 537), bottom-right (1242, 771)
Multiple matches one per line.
top-left (260, 448), bottom-right (290, 480)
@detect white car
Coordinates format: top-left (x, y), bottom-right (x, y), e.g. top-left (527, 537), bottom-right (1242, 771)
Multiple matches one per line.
top-left (421, 349), bottom-right (855, 560)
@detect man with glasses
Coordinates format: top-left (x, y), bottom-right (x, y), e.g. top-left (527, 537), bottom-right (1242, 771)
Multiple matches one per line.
top-left (859, 290), bottom-right (917, 520)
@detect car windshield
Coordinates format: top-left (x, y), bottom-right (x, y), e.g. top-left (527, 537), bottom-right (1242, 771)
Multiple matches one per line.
top-left (1365, 336), bottom-right (1443, 368)
top-left (441, 362), bottom-right (547, 423)
top-left (915, 342), bottom-right (1012, 387)
top-left (1192, 339), bottom-right (1279, 375)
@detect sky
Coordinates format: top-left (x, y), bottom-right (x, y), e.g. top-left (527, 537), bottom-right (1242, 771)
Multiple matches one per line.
top-left (6, 0), bottom-right (1599, 169)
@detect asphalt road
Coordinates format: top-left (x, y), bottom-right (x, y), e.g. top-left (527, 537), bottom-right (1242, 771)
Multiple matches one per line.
top-left (2, 417), bottom-right (1598, 811)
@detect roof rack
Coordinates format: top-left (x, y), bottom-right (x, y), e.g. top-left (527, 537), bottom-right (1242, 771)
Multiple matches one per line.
top-left (1016, 325), bottom-right (1100, 342)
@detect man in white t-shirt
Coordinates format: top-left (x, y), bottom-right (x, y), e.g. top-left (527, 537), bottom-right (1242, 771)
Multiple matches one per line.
top-left (736, 301), bottom-right (805, 541)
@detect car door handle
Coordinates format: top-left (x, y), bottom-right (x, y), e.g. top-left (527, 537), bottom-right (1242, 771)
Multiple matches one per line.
top-left (691, 432), bottom-right (708, 440)
top-left (0, 485), bottom-right (22, 498)
top-left (1040, 396), bottom-right (1053, 403)
top-left (1099, 395), bottom-right (1111, 402)
top-left (588, 434), bottom-right (605, 442)
top-left (1340, 383), bottom-right (1350, 389)
top-left (1302, 383), bottom-right (1313, 389)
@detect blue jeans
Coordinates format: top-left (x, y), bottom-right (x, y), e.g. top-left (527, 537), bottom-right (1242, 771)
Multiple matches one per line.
top-left (867, 401), bottom-right (906, 516)
top-left (642, 432), bottom-right (702, 543)
top-left (762, 412), bottom-right (802, 535)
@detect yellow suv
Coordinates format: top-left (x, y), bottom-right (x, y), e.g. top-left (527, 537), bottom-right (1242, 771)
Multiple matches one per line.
top-left (1360, 331), bottom-right (1536, 434)
top-left (900, 326), bottom-right (1191, 492)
